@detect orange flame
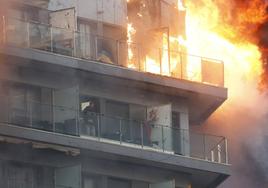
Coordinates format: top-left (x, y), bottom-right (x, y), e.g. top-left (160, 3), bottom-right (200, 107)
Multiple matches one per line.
top-left (185, 0), bottom-right (265, 98)
top-left (127, 0), bottom-right (266, 96)
top-left (127, 23), bottom-right (136, 69)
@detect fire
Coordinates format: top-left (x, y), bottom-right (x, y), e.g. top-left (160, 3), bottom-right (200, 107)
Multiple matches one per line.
top-left (127, 23), bottom-right (136, 69)
top-left (185, 0), bottom-right (264, 97)
top-left (177, 0), bottom-right (186, 11)
top-left (145, 56), bottom-right (160, 74)
top-left (126, 0), bottom-right (266, 95)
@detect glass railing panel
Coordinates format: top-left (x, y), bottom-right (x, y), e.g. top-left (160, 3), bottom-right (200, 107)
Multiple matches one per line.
top-left (161, 126), bottom-right (171, 152)
top-left (54, 105), bottom-right (78, 136)
top-left (118, 41), bottom-right (140, 70)
top-left (100, 115), bottom-right (120, 142)
top-left (189, 132), bottom-right (206, 160)
top-left (52, 27), bottom-right (74, 56)
top-left (169, 50), bottom-right (183, 79)
top-left (205, 135), bottom-right (226, 163)
top-left (143, 48), bottom-right (162, 75)
top-left (30, 102), bottom-right (53, 132)
top-left (182, 54), bottom-right (202, 82)
top-left (0, 97), bottom-right (10, 124)
top-left (148, 124), bottom-right (164, 150)
top-left (201, 58), bottom-right (224, 87)
top-left (171, 128), bottom-right (182, 155)
top-left (95, 37), bottom-right (118, 65)
top-left (0, 16), bottom-right (4, 44)
top-left (79, 112), bottom-right (99, 137)
top-left (29, 22), bottom-right (51, 52)
top-left (6, 18), bottom-right (28, 47)
top-left (121, 119), bottom-right (142, 146)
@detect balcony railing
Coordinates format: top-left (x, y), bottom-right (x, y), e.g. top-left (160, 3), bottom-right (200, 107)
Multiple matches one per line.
top-left (0, 17), bottom-right (224, 87)
top-left (0, 100), bottom-right (228, 164)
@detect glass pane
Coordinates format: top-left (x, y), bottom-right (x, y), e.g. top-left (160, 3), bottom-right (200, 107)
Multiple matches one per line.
top-left (121, 119), bottom-right (142, 146)
top-left (151, 125), bottom-right (163, 150)
top-left (29, 22), bottom-right (51, 51)
top-left (100, 115), bottom-right (120, 142)
top-left (96, 37), bottom-right (118, 65)
top-left (189, 132), bottom-right (205, 159)
top-left (52, 27), bottom-right (74, 56)
top-left (162, 126), bottom-right (173, 153)
top-left (80, 112), bottom-right (98, 137)
top-left (107, 178), bottom-right (131, 188)
top-left (54, 106), bottom-right (77, 136)
top-left (6, 18), bottom-right (28, 47)
top-left (31, 102), bottom-right (53, 132)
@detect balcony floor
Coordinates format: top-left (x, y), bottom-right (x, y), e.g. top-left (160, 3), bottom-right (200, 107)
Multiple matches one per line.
top-left (0, 122), bottom-right (230, 188)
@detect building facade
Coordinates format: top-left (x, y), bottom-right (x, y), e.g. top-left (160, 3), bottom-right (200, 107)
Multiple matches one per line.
top-left (0, 0), bottom-right (229, 188)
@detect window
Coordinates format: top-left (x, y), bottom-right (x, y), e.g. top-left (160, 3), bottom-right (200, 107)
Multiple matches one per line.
top-left (172, 111), bottom-right (181, 154)
top-left (83, 175), bottom-right (100, 188)
top-left (77, 20), bottom-right (97, 59)
top-left (172, 111), bottom-right (180, 128)
top-left (9, 84), bottom-right (41, 126)
top-left (5, 83), bottom-right (53, 130)
top-left (107, 178), bottom-right (131, 188)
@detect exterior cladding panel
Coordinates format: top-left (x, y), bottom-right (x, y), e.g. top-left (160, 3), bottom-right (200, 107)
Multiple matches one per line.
top-left (48, 0), bottom-right (127, 27)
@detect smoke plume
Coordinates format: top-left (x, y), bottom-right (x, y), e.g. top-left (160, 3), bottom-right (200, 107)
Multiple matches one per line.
top-left (188, 0), bottom-right (268, 187)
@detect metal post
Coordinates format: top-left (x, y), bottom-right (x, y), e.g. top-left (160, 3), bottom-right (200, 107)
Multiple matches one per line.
top-left (181, 129), bottom-right (185, 156)
top-left (52, 92), bottom-right (55, 132)
top-left (140, 122), bottom-right (144, 148)
top-left (73, 31), bottom-right (76, 57)
top-left (218, 144), bottom-right (222, 163)
top-left (222, 61), bottom-right (225, 87)
top-left (119, 119), bottom-right (122, 144)
top-left (27, 22), bottom-right (30, 47)
top-left (2, 16), bottom-right (6, 44)
top-left (203, 135), bottom-right (207, 160)
top-left (161, 125), bottom-right (165, 152)
top-left (116, 40), bottom-right (120, 65)
top-left (50, 27), bottom-right (53, 52)
top-left (97, 114), bottom-right (101, 141)
top-left (138, 44), bottom-right (141, 71)
top-left (211, 150), bottom-right (215, 162)
top-left (29, 102), bottom-right (33, 127)
top-left (7, 96), bottom-right (10, 123)
top-left (159, 48), bottom-right (162, 75)
top-left (225, 138), bottom-right (228, 164)
top-left (75, 108), bottom-right (79, 136)
top-left (167, 28), bottom-right (170, 75)
top-left (180, 52), bottom-right (183, 79)
top-left (95, 36), bottom-right (98, 60)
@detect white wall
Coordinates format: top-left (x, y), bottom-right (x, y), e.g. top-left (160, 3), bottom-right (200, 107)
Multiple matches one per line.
top-left (48, 0), bottom-right (76, 11)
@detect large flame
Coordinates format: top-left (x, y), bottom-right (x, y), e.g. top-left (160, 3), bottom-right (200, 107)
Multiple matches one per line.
top-left (185, 0), bottom-right (266, 99)
top-left (127, 23), bottom-right (136, 69)
top-left (126, 0), bottom-right (267, 98)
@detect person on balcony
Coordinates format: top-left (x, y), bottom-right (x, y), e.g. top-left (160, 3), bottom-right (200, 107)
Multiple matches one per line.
top-left (82, 101), bottom-right (97, 136)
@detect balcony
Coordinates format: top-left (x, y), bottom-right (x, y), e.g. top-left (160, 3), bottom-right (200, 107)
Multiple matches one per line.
top-left (0, 99), bottom-right (228, 165)
top-left (0, 17), bottom-right (224, 87)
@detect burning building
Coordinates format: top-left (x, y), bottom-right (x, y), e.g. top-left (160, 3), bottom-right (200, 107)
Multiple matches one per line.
top-left (0, 0), bottom-right (230, 188)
